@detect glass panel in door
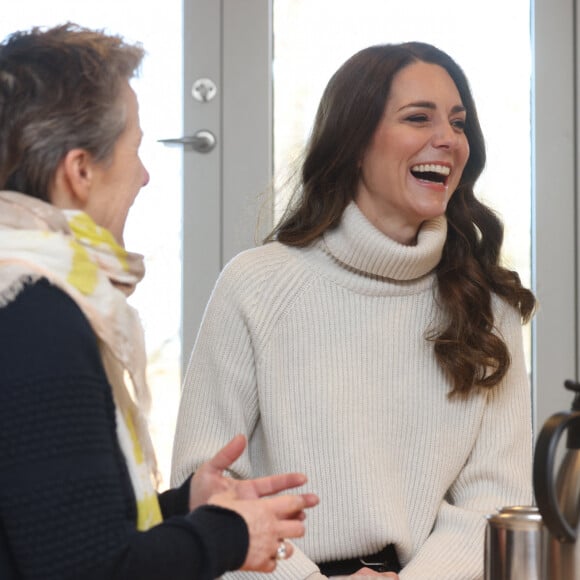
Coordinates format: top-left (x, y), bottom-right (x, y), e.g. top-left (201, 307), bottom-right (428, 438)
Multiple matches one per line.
top-left (1, 4), bottom-right (183, 487)
top-left (273, 0), bottom-right (532, 366)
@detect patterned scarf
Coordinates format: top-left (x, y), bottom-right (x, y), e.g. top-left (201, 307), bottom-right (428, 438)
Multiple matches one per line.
top-left (0, 190), bottom-right (162, 531)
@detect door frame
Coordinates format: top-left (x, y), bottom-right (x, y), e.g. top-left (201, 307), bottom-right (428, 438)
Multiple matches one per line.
top-left (532, 0), bottom-right (578, 432)
top-left (181, 0), bottom-right (273, 372)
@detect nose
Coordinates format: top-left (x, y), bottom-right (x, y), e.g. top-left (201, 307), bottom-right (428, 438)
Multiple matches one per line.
top-left (432, 122), bottom-right (461, 149)
top-left (141, 164), bottom-right (150, 187)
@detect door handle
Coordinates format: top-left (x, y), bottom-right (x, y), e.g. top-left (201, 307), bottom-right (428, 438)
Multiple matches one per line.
top-left (158, 129), bottom-right (216, 153)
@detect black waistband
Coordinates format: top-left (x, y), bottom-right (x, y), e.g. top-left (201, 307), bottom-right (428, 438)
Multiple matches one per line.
top-left (317, 544), bottom-right (400, 576)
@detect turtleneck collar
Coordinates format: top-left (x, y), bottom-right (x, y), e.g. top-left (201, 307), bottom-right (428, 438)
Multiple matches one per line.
top-left (321, 201), bottom-right (447, 281)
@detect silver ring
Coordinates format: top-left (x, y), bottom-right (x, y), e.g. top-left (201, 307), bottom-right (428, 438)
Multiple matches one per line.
top-left (276, 540), bottom-right (288, 560)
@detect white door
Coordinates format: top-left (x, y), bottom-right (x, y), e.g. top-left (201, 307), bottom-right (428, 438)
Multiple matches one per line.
top-left (180, 0), bottom-right (273, 370)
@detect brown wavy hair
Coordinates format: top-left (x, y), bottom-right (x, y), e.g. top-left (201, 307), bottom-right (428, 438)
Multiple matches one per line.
top-left (265, 42), bottom-right (536, 396)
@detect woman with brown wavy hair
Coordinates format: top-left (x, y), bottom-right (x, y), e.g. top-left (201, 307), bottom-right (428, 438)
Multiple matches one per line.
top-left (173, 42), bottom-right (536, 579)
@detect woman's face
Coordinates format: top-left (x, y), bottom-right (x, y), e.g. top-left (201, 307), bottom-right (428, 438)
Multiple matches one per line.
top-left (355, 60), bottom-right (470, 245)
top-left (86, 81), bottom-right (150, 244)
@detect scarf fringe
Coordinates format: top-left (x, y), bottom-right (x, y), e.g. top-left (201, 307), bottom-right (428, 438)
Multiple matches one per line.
top-left (0, 271), bottom-right (42, 308)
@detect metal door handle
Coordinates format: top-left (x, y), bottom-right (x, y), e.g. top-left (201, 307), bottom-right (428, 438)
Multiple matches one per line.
top-left (158, 129), bottom-right (216, 153)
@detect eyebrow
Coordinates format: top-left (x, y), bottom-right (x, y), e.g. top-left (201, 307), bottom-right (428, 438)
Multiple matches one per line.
top-left (398, 101), bottom-right (466, 114)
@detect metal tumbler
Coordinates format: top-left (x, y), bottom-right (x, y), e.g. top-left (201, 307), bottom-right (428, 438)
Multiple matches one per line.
top-left (484, 505), bottom-right (546, 580)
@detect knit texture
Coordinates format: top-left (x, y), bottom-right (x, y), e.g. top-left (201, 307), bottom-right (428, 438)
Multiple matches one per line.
top-left (172, 202), bottom-right (533, 580)
top-left (0, 279), bottom-right (248, 580)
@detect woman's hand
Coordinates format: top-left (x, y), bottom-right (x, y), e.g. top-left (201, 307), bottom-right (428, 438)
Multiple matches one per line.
top-left (189, 434), bottom-right (319, 572)
top-left (353, 569), bottom-right (399, 578)
top-left (330, 569), bottom-right (399, 578)
top-left (210, 488), bottom-right (318, 572)
top-left (188, 434), bottom-right (313, 509)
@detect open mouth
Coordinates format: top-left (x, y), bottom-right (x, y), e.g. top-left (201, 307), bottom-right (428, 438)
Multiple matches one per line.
top-left (410, 163), bottom-right (450, 186)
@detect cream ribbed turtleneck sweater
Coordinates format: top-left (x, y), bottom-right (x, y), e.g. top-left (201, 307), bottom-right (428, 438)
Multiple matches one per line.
top-left (172, 202), bottom-right (532, 580)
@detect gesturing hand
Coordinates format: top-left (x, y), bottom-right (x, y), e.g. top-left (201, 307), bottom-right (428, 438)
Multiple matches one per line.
top-left (190, 434), bottom-right (318, 572)
top-left (188, 434), bottom-right (314, 509)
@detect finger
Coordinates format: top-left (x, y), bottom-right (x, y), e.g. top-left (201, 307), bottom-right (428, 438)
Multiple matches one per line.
top-left (282, 494), bottom-right (320, 521)
top-left (284, 510), bottom-right (307, 523)
top-left (259, 558), bottom-right (277, 573)
top-left (265, 494), bottom-right (319, 518)
top-left (276, 519), bottom-right (306, 539)
top-left (301, 492), bottom-right (319, 508)
top-left (284, 493), bottom-right (320, 518)
top-left (295, 511), bottom-right (307, 521)
top-left (249, 472), bottom-right (309, 497)
top-left (207, 434), bottom-right (247, 472)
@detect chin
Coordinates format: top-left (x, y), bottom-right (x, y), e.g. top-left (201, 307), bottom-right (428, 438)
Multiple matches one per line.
top-left (415, 205), bottom-right (448, 223)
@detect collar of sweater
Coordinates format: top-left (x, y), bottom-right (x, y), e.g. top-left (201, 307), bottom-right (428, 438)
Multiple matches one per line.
top-left (321, 201), bottom-right (447, 281)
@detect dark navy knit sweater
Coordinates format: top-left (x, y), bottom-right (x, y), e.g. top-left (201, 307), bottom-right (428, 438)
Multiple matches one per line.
top-left (0, 278), bottom-right (248, 579)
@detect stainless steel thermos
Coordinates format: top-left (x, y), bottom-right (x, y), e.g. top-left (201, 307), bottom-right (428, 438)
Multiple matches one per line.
top-left (484, 505), bottom-right (545, 580)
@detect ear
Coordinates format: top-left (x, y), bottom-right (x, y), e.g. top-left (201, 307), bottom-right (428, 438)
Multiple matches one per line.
top-left (51, 148), bottom-right (95, 209)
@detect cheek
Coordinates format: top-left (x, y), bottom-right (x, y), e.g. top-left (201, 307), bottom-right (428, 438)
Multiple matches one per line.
top-left (448, 139), bottom-right (470, 191)
top-left (458, 138), bottom-right (470, 171)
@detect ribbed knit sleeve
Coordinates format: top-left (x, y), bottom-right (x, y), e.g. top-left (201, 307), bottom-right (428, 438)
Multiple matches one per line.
top-left (172, 207), bottom-right (533, 580)
top-left (397, 299), bottom-right (533, 579)
top-left (0, 279), bottom-right (248, 580)
top-left (172, 245), bottom-right (324, 579)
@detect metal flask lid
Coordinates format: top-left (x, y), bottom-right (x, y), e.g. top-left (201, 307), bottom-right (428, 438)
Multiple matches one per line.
top-left (486, 505), bottom-right (543, 529)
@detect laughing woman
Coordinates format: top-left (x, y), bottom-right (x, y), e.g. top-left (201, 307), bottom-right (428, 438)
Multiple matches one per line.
top-left (172, 42), bottom-right (536, 579)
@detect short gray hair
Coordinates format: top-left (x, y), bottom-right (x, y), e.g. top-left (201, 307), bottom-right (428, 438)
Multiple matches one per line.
top-left (0, 22), bottom-right (145, 200)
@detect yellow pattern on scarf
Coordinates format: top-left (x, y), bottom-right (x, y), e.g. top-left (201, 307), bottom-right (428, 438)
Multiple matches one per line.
top-left (67, 213), bottom-right (129, 295)
top-left (67, 240), bottom-right (98, 295)
top-left (123, 410), bottom-right (163, 530)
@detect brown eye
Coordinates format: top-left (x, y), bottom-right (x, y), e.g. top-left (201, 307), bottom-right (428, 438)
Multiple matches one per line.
top-left (451, 118), bottom-right (466, 131)
top-left (406, 114), bottom-right (429, 124)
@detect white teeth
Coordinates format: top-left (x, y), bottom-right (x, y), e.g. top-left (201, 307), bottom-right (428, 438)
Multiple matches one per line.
top-left (411, 163), bottom-right (450, 176)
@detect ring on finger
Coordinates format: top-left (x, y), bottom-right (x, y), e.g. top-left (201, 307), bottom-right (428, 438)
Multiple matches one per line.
top-left (276, 540), bottom-right (288, 560)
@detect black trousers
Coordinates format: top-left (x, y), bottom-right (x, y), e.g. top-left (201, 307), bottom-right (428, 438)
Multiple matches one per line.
top-left (318, 544), bottom-right (401, 576)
